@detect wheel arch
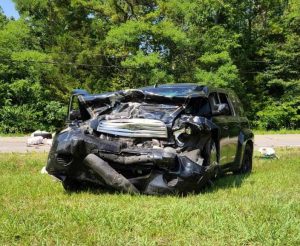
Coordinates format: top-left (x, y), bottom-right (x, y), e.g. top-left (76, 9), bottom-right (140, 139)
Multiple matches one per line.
top-left (237, 130), bottom-right (254, 168)
top-left (211, 128), bottom-right (220, 163)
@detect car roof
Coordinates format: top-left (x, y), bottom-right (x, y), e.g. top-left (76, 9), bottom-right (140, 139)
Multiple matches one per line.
top-left (141, 83), bottom-right (230, 96)
top-left (74, 83), bottom-right (233, 99)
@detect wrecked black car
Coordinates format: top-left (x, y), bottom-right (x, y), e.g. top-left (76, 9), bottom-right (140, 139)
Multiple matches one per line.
top-left (46, 84), bottom-right (253, 195)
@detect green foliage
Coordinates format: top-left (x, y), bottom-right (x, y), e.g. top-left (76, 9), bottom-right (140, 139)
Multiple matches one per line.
top-left (256, 98), bottom-right (300, 130)
top-left (0, 0), bottom-right (298, 132)
top-left (0, 101), bottom-right (66, 133)
top-left (195, 51), bottom-right (240, 90)
top-left (43, 101), bottom-right (67, 132)
top-left (0, 105), bottom-right (42, 133)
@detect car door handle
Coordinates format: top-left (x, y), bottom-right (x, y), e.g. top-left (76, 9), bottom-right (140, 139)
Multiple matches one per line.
top-left (223, 126), bottom-right (229, 130)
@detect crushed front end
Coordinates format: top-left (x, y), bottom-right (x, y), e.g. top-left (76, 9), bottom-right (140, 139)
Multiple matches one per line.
top-left (46, 87), bottom-right (218, 194)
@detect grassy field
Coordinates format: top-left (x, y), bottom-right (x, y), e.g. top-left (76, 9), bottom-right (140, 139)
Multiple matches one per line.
top-left (0, 133), bottom-right (29, 137)
top-left (0, 149), bottom-right (299, 245)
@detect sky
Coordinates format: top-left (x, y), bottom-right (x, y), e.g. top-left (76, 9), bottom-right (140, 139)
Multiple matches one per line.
top-left (0, 0), bottom-right (20, 19)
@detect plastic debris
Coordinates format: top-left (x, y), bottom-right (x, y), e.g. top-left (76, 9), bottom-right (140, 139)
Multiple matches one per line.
top-left (258, 147), bottom-right (278, 159)
top-left (27, 136), bottom-right (44, 146)
top-left (31, 130), bottom-right (52, 139)
top-left (40, 166), bottom-right (60, 181)
top-left (40, 166), bottom-right (48, 174)
top-left (43, 138), bottom-right (53, 145)
top-left (27, 131), bottom-right (53, 147)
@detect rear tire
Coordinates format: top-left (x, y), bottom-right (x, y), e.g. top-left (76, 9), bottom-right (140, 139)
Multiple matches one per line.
top-left (236, 144), bottom-right (253, 174)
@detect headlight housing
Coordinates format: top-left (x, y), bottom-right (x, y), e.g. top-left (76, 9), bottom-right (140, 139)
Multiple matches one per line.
top-left (173, 125), bottom-right (193, 146)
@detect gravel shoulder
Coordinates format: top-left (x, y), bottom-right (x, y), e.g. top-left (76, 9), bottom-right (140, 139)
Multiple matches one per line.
top-left (254, 134), bottom-right (300, 149)
top-left (0, 137), bottom-right (50, 153)
top-left (0, 134), bottom-right (299, 153)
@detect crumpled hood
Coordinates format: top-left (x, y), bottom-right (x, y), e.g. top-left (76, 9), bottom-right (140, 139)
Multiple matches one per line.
top-left (97, 102), bottom-right (182, 124)
top-left (78, 88), bottom-right (206, 124)
top-left (78, 88), bottom-right (208, 139)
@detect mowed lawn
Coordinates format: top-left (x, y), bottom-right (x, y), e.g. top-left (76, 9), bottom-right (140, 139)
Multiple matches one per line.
top-left (0, 149), bottom-right (299, 245)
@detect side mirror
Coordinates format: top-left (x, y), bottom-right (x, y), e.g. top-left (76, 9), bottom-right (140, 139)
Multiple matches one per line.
top-left (213, 103), bottom-right (230, 116)
top-left (69, 110), bottom-right (81, 121)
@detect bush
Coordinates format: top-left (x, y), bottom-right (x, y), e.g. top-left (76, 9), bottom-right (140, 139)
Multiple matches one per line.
top-left (42, 101), bottom-right (67, 132)
top-left (255, 99), bottom-right (300, 130)
top-left (0, 105), bottom-right (43, 133)
top-left (0, 101), bottom-right (67, 134)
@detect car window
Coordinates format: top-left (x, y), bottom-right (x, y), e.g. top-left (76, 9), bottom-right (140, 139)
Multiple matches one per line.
top-left (185, 98), bottom-right (211, 116)
top-left (218, 93), bottom-right (233, 116)
top-left (142, 86), bottom-right (197, 97)
top-left (208, 92), bottom-right (219, 112)
top-left (230, 93), bottom-right (244, 116)
top-left (198, 98), bottom-right (211, 116)
top-left (219, 93), bottom-right (227, 104)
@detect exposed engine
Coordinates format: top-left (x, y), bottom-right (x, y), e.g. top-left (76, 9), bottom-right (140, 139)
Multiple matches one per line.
top-left (46, 87), bottom-right (218, 194)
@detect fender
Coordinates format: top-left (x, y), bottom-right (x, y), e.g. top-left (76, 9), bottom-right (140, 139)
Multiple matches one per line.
top-left (236, 129), bottom-right (254, 168)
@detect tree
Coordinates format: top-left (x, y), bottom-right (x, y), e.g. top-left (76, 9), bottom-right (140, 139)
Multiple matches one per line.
top-left (0, 0), bottom-right (298, 132)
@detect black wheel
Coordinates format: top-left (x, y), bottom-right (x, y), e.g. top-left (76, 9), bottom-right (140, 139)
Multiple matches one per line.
top-left (62, 177), bottom-right (82, 192)
top-left (202, 138), bottom-right (218, 167)
top-left (209, 140), bottom-right (218, 167)
top-left (236, 144), bottom-right (253, 174)
top-left (201, 138), bottom-right (219, 183)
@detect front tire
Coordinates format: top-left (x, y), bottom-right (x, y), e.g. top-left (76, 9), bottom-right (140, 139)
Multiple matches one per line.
top-left (202, 138), bottom-right (220, 180)
top-left (209, 140), bottom-right (218, 167)
top-left (202, 138), bottom-right (217, 166)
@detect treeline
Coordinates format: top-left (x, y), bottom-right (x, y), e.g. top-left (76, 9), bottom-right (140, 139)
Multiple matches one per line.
top-left (0, 0), bottom-right (299, 133)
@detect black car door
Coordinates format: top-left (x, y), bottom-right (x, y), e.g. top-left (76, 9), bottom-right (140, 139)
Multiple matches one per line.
top-left (209, 92), bottom-right (229, 165)
top-left (218, 92), bottom-right (240, 164)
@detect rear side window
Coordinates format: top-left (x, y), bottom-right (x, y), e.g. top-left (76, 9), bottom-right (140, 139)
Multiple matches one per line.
top-left (229, 93), bottom-right (244, 116)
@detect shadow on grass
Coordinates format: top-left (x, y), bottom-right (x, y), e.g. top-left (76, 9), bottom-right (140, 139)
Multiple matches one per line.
top-left (202, 173), bottom-right (250, 194)
top-left (63, 172), bottom-right (250, 197)
top-left (64, 182), bottom-right (118, 195)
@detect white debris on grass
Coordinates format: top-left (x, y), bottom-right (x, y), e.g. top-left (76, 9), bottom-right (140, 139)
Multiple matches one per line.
top-left (27, 131), bottom-right (53, 147)
top-left (258, 147), bottom-right (278, 158)
top-left (27, 136), bottom-right (44, 146)
top-left (40, 166), bottom-right (48, 174)
top-left (40, 166), bottom-right (60, 181)
top-left (43, 138), bottom-right (53, 145)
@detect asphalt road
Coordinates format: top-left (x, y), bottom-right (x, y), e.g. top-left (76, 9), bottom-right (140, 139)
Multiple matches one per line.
top-left (0, 137), bottom-right (50, 153)
top-left (254, 134), bottom-right (300, 149)
top-left (0, 134), bottom-right (299, 153)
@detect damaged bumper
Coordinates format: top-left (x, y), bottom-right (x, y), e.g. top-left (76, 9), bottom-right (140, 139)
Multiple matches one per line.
top-left (46, 127), bottom-right (215, 195)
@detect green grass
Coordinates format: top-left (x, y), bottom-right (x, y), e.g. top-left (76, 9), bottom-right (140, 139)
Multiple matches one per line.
top-left (0, 149), bottom-right (299, 245)
top-left (253, 129), bottom-right (300, 135)
top-left (0, 133), bottom-right (29, 137)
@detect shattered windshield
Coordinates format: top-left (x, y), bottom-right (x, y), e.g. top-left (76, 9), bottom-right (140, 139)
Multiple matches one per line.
top-left (142, 86), bottom-right (198, 97)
